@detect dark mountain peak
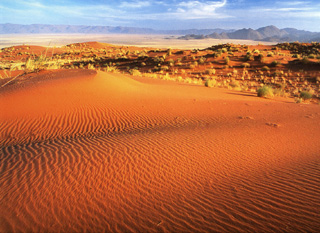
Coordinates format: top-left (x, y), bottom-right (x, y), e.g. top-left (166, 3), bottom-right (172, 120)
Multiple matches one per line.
top-left (227, 28), bottom-right (263, 40)
top-left (257, 25), bottom-right (288, 38)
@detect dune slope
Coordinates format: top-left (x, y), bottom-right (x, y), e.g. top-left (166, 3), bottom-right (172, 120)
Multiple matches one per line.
top-left (1, 70), bottom-right (320, 232)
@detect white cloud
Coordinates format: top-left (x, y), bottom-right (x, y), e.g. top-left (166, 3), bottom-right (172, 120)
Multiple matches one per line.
top-left (120, 1), bottom-right (151, 8)
top-left (276, 1), bottom-right (309, 6)
top-left (169, 0), bottom-right (229, 19)
top-left (24, 1), bottom-right (46, 8)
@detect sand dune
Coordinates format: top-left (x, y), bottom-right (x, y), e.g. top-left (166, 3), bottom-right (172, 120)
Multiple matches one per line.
top-left (1, 70), bottom-right (320, 232)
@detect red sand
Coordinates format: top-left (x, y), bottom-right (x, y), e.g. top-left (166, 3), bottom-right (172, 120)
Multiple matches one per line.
top-left (1, 70), bottom-right (320, 232)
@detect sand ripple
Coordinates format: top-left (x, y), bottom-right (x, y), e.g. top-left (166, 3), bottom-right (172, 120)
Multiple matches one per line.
top-left (1, 70), bottom-right (320, 232)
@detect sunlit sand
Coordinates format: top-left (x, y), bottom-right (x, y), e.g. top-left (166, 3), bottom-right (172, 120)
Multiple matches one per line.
top-left (0, 39), bottom-right (320, 232)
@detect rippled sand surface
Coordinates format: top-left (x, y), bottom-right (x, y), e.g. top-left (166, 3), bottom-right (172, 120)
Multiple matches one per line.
top-left (1, 70), bottom-right (320, 232)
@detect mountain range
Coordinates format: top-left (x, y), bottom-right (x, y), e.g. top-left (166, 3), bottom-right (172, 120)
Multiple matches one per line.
top-left (1, 24), bottom-right (319, 42)
top-left (0, 23), bottom-right (234, 36)
top-left (179, 25), bottom-right (320, 42)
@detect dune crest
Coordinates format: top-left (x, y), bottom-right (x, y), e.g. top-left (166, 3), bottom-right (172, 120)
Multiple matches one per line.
top-left (1, 70), bottom-right (320, 232)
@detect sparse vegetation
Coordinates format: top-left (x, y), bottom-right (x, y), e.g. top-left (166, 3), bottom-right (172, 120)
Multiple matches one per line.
top-left (205, 79), bottom-right (217, 88)
top-left (300, 91), bottom-right (313, 101)
top-left (257, 86), bottom-right (274, 98)
top-left (1, 42), bottom-right (319, 103)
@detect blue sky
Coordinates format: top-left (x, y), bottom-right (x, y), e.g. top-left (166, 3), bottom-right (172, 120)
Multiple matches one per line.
top-left (1, 0), bottom-right (320, 31)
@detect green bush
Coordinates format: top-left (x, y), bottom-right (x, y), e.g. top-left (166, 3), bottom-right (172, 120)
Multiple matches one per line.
top-left (257, 86), bottom-right (274, 98)
top-left (261, 66), bottom-right (270, 71)
top-left (241, 63), bottom-right (250, 68)
top-left (301, 57), bottom-right (310, 64)
top-left (300, 91), bottom-right (312, 100)
top-left (308, 54), bottom-right (316, 59)
top-left (225, 57), bottom-right (230, 65)
top-left (205, 68), bottom-right (216, 75)
top-left (205, 79), bottom-right (217, 88)
top-left (270, 61), bottom-right (281, 67)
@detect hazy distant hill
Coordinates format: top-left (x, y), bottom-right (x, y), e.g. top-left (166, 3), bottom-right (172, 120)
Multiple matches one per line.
top-left (179, 25), bottom-right (320, 42)
top-left (1, 24), bottom-right (319, 42)
top-left (0, 24), bottom-right (157, 34)
top-left (0, 23), bottom-right (234, 35)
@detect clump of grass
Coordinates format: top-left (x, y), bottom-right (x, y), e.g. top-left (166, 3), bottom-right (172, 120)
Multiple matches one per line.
top-left (257, 85), bottom-right (274, 98)
top-left (261, 66), bottom-right (270, 71)
top-left (88, 64), bottom-right (95, 70)
top-left (205, 68), bottom-right (216, 75)
top-left (199, 57), bottom-right (206, 64)
top-left (273, 88), bottom-right (287, 97)
top-left (129, 69), bottom-right (141, 76)
top-left (301, 57), bottom-right (310, 65)
top-left (308, 54), bottom-right (316, 59)
top-left (270, 61), bottom-right (281, 67)
top-left (241, 62), bottom-right (250, 68)
top-left (300, 91), bottom-right (313, 101)
top-left (295, 97), bottom-right (303, 103)
top-left (104, 65), bottom-right (119, 73)
top-left (225, 57), bottom-right (230, 65)
top-left (205, 79), bottom-right (217, 88)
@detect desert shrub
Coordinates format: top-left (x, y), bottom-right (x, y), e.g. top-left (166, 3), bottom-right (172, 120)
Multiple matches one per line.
top-left (129, 69), bottom-right (141, 76)
top-left (221, 48), bottom-right (228, 53)
top-left (241, 63), bottom-right (250, 68)
top-left (300, 91), bottom-right (313, 100)
top-left (295, 98), bottom-right (303, 103)
top-left (161, 66), bottom-right (169, 71)
top-left (205, 79), bottom-right (217, 88)
top-left (256, 54), bottom-right (264, 62)
top-left (273, 88), bottom-right (286, 97)
top-left (25, 55), bottom-right (48, 71)
top-left (229, 80), bottom-right (240, 88)
top-left (225, 57), bottom-right (230, 65)
top-left (244, 54), bottom-right (254, 61)
top-left (308, 54), bottom-right (316, 59)
top-left (205, 68), bottom-right (216, 75)
top-left (257, 86), bottom-right (274, 98)
top-left (267, 52), bottom-right (274, 57)
top-left (214, 52), bottom-right (221, 58)
top-left (301, 57), bottom-right (310, 64)
top-left (253, 49), bottom-right (260, 54)
top-left (88, 64), bottom-right (95, 70)
top-left (270, 61), bottom-right (281, 67)
top-left (167, 48), bottom-right (172, 56)
top-left (199, 57), bottom-right (206, 64)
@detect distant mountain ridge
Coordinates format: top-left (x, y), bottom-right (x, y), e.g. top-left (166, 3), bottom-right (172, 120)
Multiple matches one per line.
top-left (1, 24), bottom-right (319, 42)
top-left (179, 25), bottom-right (320, 42)
top-left (0, 23), bottom-right (234, 35)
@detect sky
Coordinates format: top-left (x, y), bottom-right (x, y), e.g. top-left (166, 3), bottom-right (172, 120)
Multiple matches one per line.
top-left (1, 0), bottom-right (320, 31)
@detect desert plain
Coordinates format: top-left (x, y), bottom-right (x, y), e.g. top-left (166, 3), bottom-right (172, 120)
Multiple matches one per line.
top-left (0, 35), bottom-right (320, 232)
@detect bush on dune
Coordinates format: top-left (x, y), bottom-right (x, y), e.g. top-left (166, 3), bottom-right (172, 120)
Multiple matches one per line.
top-left (257, 85), bottom-right (274, 98)
top-left (300, 91), bottom-right (313, 101)
top-left (205, 79), bottom-right (217, 88)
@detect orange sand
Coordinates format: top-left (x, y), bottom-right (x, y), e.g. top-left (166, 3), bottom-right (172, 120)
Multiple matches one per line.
top-left (1, 70), bottom-right (320, 232)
